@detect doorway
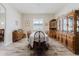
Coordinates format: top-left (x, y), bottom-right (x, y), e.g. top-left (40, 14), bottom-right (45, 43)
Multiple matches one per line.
top-left (0, 4), bottom-right (6, 47)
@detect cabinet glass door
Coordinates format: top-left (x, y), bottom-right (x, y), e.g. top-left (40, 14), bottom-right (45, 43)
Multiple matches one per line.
top-left (63, 17), bottom-right (67, 32)
top-left (77, 16), bottom-right (79, 32)
top-left (57, 19), bottom-right (60, 31)
top-left (60, 18), bottom-right (62, 31)
top-left (68, 16), bottom-right (74, 32)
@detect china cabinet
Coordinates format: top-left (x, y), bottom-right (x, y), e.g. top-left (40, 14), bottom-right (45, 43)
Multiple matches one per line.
top-left (56, 10), bottom-right (79, 54)
top-left (49, 19), bottom-right (57, 39)
top-left (62, 17), bottom-right (67, 46)
top-left (49, 10), bottom-right (79, 54)
top-left (56, 17), bottom-right (67, 46)
top-left (57, 18), bottom-right (62, 42)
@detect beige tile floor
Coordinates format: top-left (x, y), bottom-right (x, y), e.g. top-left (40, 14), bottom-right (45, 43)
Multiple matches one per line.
top-left (0, 38), bottom-right (75, 56)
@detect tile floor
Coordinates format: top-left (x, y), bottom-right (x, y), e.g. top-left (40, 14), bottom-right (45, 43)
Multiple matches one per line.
top-left (0, 38), bottom-right (75, 56)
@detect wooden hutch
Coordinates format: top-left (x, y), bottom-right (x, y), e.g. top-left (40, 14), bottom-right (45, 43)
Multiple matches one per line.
top-left (56, 10), bottom-right (79, 54)
top-left (49, 10), bottom-right (79, 55)
top-left (56, 16), bottom-right (68, 46)
top-left (49, 19), bottom-right (57, 39)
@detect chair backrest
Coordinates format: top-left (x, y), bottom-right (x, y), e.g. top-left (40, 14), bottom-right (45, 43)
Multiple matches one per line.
top-left (34, 31), bottom-right (45, 42)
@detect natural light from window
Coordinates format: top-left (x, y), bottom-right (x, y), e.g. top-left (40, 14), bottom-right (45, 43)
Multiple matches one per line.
top-left (33, 18), bottom-right (43, 31)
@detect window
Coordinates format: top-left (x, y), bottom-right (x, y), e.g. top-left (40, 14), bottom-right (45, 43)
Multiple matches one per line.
top-left (33, 18), bottom-right (43, 31)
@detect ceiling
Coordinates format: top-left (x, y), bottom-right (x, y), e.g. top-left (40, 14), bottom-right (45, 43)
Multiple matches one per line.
top-left (10, 3), bottom-right (68, 14)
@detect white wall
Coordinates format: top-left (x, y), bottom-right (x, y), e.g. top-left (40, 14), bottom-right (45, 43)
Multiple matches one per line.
top-left (21, 14), bottom-right (54, 33)
top-left (2, 3), bottom-right (22, 46)
top-left (0, 13), bottom-right (5, 29)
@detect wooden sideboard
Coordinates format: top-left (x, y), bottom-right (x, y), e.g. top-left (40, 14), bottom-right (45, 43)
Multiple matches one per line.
top-left (12, 29), bottom-right (26, 42)
top-left (0, 29), bottom-right (4, 41)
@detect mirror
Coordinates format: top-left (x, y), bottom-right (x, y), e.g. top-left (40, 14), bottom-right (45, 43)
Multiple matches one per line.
top-left (0, 4), bottom-right (6, 44)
